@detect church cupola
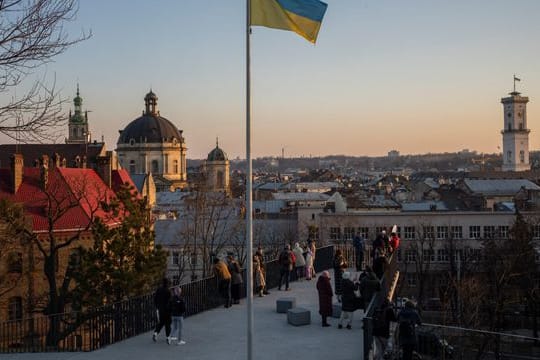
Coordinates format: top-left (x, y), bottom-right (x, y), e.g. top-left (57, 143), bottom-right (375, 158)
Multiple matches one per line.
top-left (66, 84), bottom-right (90, 144)
top-left (144, 90), bottom-right (158, 115)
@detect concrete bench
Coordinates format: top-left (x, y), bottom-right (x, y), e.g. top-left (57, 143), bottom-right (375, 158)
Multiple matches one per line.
top-left (332, 303), bottom-right (342, 318)
top-left (287, 307), bottom-right (311, 326)
top-left (276, 297), bottom-right (296, 313)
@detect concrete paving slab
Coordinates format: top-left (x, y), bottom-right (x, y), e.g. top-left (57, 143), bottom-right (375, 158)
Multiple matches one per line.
top-left (2, 269), bottom-right (365, 360)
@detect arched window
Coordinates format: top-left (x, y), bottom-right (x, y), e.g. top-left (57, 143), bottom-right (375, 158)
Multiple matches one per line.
top-left (217, 171), bottom-right (224, 188)
top-left (129, 160), bottom-right (136, 174)
top-left (520, 150), bottom-right (525, 163)
top-left (173, 160), bottom-right (179, 174)
top-left (152, 160), bottom-right (159, 174)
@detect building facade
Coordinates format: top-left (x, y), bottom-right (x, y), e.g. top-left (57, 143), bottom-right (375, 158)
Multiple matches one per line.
top-left (501, 88), bottom-right (531, 171)
top-left (116, 91), bottom-right (187, 191)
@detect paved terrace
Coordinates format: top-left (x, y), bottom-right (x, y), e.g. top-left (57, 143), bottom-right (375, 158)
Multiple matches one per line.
top-left (3, 269), bottom-right (364, 360)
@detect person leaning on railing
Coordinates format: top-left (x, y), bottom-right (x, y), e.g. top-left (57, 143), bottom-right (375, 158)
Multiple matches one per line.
top-left (213, 257), bottom-right (232, 308)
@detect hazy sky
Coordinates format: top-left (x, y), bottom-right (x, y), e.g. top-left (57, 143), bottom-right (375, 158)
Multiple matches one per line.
top-left (4, 0), bottom-right (540, 159)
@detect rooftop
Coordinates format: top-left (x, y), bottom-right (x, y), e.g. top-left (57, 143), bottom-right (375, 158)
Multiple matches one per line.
top-left (3, 269), bottom-right (364, 360)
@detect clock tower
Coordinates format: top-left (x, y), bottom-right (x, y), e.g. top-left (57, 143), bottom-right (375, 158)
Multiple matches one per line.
top-left (501, 78), bottom-right (530, 172)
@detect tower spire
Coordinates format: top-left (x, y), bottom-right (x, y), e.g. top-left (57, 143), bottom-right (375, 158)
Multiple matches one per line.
top-left (216, 136), bottom-right (219, 148)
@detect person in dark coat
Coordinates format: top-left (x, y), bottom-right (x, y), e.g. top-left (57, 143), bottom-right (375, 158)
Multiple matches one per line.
top-left (397, 300), bottom-right (422, 360)
top-left (373, 230), bottom-right (389, 257)
top-left (278, 244), bottom-right (293, 291)
top-left (338, 272), bottom-right (359, 329)
top-left (227, 254), bottom-right (243, 304)
top-left (153, 278), bottom-right (172, 344)
top-left (353, 235), bottom-right (364, 271)
top-left (359, 266), bottom-right (381, 308)
top-left (316, 270), bottom-right (333, 327)
top-left (169, 287), bottom-right (187, 345)
top-left (333, 249), bottom-right (348, 301)
top-left (373, 299), bottom-right (397, 359)
top-left (373, 249), bottom-right (387, 280)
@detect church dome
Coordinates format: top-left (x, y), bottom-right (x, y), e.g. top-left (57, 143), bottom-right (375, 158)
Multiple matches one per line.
top-left (207, 141), bottom-right (227, 161)
top-left (118, 91), bottom-right (182, 144)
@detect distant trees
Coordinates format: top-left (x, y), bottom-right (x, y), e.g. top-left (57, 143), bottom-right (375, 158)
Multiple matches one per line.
top-left (0, 0), bottom-right (89, 142)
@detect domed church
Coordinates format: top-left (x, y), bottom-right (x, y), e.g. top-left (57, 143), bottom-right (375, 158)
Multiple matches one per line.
top-left (204, 138), bottom-right (230, 194)
top-left (116, 91), bottom-right (187, 191)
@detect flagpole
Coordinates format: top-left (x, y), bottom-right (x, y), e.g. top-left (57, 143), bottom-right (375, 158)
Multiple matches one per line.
top-left (246, 0), bottom-right (254, 359)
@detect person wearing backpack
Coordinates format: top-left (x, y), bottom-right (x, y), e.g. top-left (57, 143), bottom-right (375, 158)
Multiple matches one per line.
top-left (397, 300), bottom-right (422, 360)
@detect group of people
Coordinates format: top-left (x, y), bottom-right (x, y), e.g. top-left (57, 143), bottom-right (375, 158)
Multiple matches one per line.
top-left (212, 252), bottom-right (246, 308)
top-left (277, 240), bottom-right (316, 291)
top-left (152, 278), bottom-right (187, 345)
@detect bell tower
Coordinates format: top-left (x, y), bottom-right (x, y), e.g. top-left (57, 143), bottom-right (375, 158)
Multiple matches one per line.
top-left (501, 76), bottom-right (530, 172)
top-left (66, 84), bottom-right (90, 144)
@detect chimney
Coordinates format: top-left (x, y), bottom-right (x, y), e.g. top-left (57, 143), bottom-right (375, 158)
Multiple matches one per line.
top-left (97, 151), bottom-right (112, 188)
top-left (10, 154), bottom-right (23, 194)
top-left (40, 156), bottom-right (49, 190)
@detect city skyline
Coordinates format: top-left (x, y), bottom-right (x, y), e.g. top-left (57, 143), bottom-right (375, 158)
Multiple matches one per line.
top-left (1, 0), bottom-right (540, 159)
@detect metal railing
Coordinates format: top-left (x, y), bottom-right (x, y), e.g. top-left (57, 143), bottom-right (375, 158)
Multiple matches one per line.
top-left (0, 245), bottom-right (335, 353)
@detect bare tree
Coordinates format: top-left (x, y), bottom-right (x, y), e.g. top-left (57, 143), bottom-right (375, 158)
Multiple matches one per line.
top-left (0, 0), bottom-right (89, 142)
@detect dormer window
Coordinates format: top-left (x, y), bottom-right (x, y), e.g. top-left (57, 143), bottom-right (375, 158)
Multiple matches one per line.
top-left (129, 138), bottom-right (135, 146)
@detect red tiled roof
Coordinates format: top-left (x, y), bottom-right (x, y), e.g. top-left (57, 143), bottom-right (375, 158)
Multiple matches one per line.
top-left (111, 169), bottom-right (137, 193)
top-left (0, 166), bottom-right (120, 232)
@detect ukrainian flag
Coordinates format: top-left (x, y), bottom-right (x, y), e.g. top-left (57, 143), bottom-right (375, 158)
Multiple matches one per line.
top-left (250, 0), bottom-right (328, 43)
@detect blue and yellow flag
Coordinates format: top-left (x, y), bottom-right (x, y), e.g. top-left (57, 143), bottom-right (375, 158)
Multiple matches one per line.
top-left (250, 0), bottom-right (328, 43)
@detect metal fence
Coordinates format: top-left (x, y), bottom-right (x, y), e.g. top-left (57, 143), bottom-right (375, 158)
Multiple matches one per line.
top-left (0, 245), bottom-right (335, 353)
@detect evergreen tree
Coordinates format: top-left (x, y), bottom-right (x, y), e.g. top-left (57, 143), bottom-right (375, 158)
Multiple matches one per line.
top-left (74, 184), bottom-right (166, 307)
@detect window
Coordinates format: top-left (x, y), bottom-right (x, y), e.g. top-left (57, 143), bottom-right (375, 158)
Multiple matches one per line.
top-left (343, 227), bottom-right (355, 241)
top-left (217, 171), bottom-right (224, 188)
top-left (357, 227), bottom-right (369, 239)
top-left (129, 160), bottom-right (136, 174)
top-left (190, 252), bottom-right (197, 266)
top-left (308, 226), bottom-right (319, 240)
top-left (437, 249), bottom-right (449, 262)
top-left (498, 226), bottom-right (509, 239)
top-left (449, 226), bottom-right (462, 239)
top-left (469, 226), bottom-right (481, 239)
top-left (507, 151), bottom-right (512, 161)
top-left (437, 226), bottom-right (448, 240)
top-left (406, 273), bottom-right (417, 287)
top-left (405, 249), bottom-right (416, 262)
top-left (173, 160), bottom-right (179, 174)
top-left (330, 227), bottom-right (341, 241)
top-left (152, 160), bottom-right (159, 174)
top-left (423, 249), bottom-right (435, 262)
top-left (8, 253), bottom-right (22, 274)
top-left (311, 213), bottom-right (315, 220)
top-left (483, 226), bottom-right (496, 239)
top-left (520, 150), bottom-right (525, 163)
top-left (469, 248), bottom-right (482, 262)
top-left (172, 252), bottom-right (179, 265)
top-left (453, 249), bottom-right (465, 262)
top-left (423, 226), bottom-right (434, 240)
top-left (404, 226), bottom-right (415, 240)
top-left (164, 154), bottom-right (169, 173)
top-left (376, 226), bottom-right (386, 235)
top-left (8, 297), bottom-right (22, 321)
top-left (172, 275), bottom-right (180, 286)
top-left (533, 225), bottom-right (540, 239)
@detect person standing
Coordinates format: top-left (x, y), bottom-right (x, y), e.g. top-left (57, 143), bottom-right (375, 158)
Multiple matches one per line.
top-left (278, 244), bottom-right (293, 291)
top-left (255, 247), bottom-right (270, 295)
top-left (359, 266), bottom-right (381, 309)
top-left (389, 230), bottom-right (400, 254)
top-left (253, 254), bottom-right (266, 297)
top-left (305, 248), bottom-right (314, 280)
top-left (153, 278), bottom-right (172, 344)
top-left (373, 299), bottom-right (397, 359)
top-left (397, 300), bottom-right (422, 360)
top-left (213, 257), bottom-right (232, 308)
top-left (292, 243), bottom-right (306, 281)
top-left (169, 287), bottom-right (187, 345)
top-left (333, 249), bottom-right (348, 302)
top-left (308, 239), bottom-right (317, 262)
top-left (227, 253), bottom-right (243, 305)
top-left (316, 270), bottom-right (333, 327)
top-left (338, 272), bottom-right (359, 330)
top-left (353, 235), bottom-right (364, 271)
